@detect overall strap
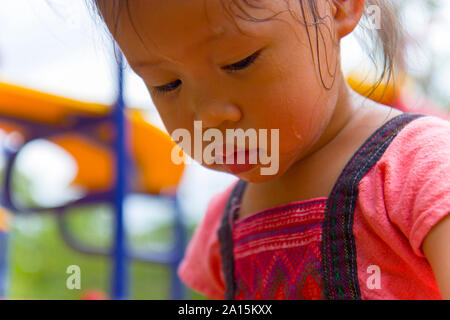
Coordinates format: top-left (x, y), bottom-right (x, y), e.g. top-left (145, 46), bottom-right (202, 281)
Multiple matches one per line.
top-left (217, 179), bottom-right (247, 300)
top-left (322, 113), bottom-right (426, 299)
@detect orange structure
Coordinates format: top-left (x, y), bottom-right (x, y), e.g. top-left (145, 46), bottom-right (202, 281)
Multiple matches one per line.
top-left (0, 81), bottom-right (185, 195)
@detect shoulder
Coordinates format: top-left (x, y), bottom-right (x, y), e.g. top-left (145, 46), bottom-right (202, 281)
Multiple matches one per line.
top-left (386, 114), bottom-right (450, 153)
top-left (177, 180), bottom-right (237, 299)
top-left (377, 114), bottom-right (450, 180)
top-left (368, 114), bottom-right (450, 256)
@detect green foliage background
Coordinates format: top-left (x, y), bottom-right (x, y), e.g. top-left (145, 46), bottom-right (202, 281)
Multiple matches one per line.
top-left (7, 212), bottom-right (205, 300)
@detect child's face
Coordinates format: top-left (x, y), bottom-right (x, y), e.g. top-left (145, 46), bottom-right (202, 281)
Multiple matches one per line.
top-left (100, 0), bottom-right (342, 183)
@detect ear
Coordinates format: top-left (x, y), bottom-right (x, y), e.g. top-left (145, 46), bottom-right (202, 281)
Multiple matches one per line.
top-left (331, 0), bottom-right (366, 39)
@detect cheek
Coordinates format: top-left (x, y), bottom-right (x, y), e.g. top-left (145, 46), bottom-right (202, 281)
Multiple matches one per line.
top-left (145, 82), bottom-right (187, 132)
top-left (151, 98), bottom-right (193, 134)
top-left (254, 75), bottom-right (336, 157)
top-left (152, 102), bottom-right (198, 157)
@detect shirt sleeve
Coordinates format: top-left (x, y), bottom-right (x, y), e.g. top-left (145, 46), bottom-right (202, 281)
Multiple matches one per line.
top-left (177, 182), bottom-right (236, 299)
top-left (383, 115), bottom-right (450, 257)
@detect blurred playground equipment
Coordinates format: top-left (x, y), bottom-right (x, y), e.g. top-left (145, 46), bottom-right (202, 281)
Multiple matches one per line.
top-left (0, 63), bottom-right (448, 300)
top-left (0, 207), bottom-right (11, 297)
top-left (0, 59), bottom-right (187, 300)
top-left (347, 72), bottom-right (450, 120)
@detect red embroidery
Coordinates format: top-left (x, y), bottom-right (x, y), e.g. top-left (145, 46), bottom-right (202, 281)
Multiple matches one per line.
top-left (232, 201), bottom-right (327, 300)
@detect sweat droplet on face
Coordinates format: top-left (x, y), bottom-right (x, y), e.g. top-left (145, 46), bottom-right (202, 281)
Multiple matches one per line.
top-left (285, 103), bottom-right (304, 143)
top-left (292, 124), bottom-right (304, 141)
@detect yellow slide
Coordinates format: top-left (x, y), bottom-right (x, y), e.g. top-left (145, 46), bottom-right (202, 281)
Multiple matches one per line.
top-left (0, 81), bottom-right (185, 195)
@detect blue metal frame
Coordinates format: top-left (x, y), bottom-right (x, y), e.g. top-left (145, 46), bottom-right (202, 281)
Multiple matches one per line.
top-left (0, 231), bottom-right (9, 297)
top-left (111, 56), bottom-right (129, 300)
top-left (0, 58), bottom-right (187, 299)
top-left (170, 193), bottom-right (187, 300)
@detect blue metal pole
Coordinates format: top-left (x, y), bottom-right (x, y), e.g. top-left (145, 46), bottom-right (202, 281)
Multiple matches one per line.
top-left (111, 54), bottom-right (129, 300)
top-left (0, 141), bottom-right (19, 298)
top-left (0, 232), bottom-right (9, 298)
top-left (170, 193), bottom-right (187, 300)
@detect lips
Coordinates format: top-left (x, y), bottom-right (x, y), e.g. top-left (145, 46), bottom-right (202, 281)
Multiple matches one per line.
top-left (221, 149), bottom-right (259, 174)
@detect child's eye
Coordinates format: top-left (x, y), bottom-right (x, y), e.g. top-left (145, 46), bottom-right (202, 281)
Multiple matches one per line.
top-left (152, 79), bottom-right (182, 95)
top-left (222, 50), bottom-right (262, 72)
top-left (151, 50), bottom-right (262, 96)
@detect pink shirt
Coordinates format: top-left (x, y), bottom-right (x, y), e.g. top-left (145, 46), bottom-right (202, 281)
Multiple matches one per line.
top-left (178, 114), bottom-right (450, 299)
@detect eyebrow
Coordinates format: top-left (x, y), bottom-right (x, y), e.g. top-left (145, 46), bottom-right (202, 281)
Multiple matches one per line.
top-left (132, 29), bottom-right (227, 70)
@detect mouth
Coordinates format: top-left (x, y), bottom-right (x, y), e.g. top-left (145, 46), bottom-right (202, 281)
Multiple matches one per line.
top-left (219, 148), bottom-right (259, 175)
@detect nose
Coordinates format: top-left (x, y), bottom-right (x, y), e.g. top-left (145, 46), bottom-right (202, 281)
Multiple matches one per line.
top-left (194, 101), bottom-right (242, 128)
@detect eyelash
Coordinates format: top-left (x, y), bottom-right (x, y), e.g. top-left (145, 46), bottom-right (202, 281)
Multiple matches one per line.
top-left (222, 50), bottom-right (262, 72)
top-left (151, 50), bottom-right (262, 96)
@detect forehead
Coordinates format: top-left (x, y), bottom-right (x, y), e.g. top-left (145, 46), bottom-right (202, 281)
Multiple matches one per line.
top-left (98, 0), bottom-right (283, 63)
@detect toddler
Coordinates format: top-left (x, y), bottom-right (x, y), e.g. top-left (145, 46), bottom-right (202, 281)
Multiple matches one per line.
top-left (90, 0), bottom-right (450, 299)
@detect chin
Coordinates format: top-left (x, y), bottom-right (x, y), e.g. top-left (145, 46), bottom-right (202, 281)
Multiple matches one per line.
top-left (200, 163), bottom-right (277, 182)
top-left (235, 167), bottom-right (284, 183)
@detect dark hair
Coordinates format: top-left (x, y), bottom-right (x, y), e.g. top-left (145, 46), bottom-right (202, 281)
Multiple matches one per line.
top-left (355, 0), bottom-right (404, 100)
top-left (88, 0), bottom-right (404, 99)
